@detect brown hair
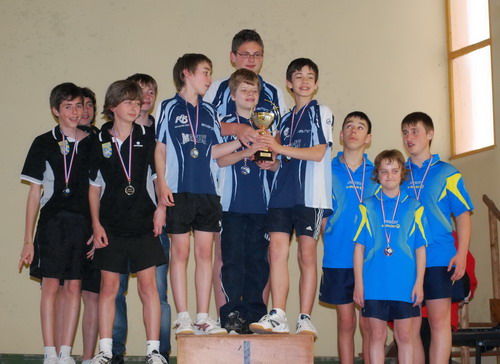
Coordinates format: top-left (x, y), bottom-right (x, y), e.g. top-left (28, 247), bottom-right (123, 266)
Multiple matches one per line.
top-left (126, 73), bottom-right (158, 94)
top-left (172, 53), bottom-right (212, 92)
top-left (372, 149), bottom-right (408, 184)
top-left (228, 68), bottom-right (261, 95)
top-left (102, 80), bottom-right (143, 121)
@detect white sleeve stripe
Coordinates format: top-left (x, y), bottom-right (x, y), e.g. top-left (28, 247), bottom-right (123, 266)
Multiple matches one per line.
top-left (20, 175), bottom-right (42, 185)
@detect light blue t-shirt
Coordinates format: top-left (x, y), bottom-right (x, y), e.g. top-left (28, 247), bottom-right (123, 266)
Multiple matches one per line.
top-left (401, 155), bottom-right (473, 267)
top-left (323, 153), bottom-right (379, 268)
top-left (353, 190), bottom-right (430, 303)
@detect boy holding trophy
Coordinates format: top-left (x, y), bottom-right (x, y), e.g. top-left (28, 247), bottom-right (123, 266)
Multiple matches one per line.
top-left (216, 69), bottom-right (275, 333)
top-left (250, 58), bottom-right (333, 338)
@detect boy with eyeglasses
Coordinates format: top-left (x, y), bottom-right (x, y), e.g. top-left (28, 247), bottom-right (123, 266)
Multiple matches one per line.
top-left (204, 28), bottom-right (287, 318)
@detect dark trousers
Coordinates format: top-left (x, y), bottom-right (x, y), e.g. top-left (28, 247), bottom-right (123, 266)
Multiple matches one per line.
top-left (219, 212), bottom-right (269, 326)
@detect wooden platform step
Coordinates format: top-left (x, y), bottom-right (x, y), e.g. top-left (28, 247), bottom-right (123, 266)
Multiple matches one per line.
top-left (177, 334), bottom-right (315, 364)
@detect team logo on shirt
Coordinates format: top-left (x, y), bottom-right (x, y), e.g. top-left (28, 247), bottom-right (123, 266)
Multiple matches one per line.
top-left (283, 127), bottom-right (290, 139)
top-left (102, 142), bottom-right (112, 158)
top-left (175, 114), bottom-right (188, 124)
top-left (58, 140), bottom-right (70, 155)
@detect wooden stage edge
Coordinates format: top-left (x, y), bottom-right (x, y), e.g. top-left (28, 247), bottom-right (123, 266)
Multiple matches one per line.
top-left (177, 333), bottom-right (315, 364)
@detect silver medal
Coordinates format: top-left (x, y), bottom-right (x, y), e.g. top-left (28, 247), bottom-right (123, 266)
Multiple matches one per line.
top-left (384, 246), bottom-right (393, 256)
top-left (190, 147), bottom-right (199, 159)
top-left (62, 187), bottom-right (72, 197)
top-left (125, 185), bottom-right (135, 196)
top-left (240, 165), bottom-right (251, 175)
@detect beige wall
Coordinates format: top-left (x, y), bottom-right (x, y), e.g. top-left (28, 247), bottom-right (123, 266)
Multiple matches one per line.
top-left (0, 0), bottom-right (498, 358)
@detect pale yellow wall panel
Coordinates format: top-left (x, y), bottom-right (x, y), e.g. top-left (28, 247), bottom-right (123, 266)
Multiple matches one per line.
top-left (1, 0), bottom-right (499, 358)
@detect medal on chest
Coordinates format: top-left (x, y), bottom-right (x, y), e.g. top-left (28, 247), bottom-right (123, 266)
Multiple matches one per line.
top-left (112, 127), bottom-right (135, 196)
top-left (380, 191), bottom-right (400, 257)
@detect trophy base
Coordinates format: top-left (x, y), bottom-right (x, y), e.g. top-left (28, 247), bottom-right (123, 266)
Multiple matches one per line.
top-left (254, 150), bottom-right (273, 162)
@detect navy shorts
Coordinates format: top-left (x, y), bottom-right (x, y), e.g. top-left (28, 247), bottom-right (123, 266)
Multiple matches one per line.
top-left (31, 210), bottom-right (92, 280)
top-left (362, 300), bottom-right (420, 321)
top-left (267, 206), bottom-right (324, 239)
top-left (166, 193), bottom-right (222, 234)
top-left (93, 232), bottom-right (166, 274)
top-left (423, 266), bottom-right (464, 301)
top-left (319, 268), bottom-right (354, 305)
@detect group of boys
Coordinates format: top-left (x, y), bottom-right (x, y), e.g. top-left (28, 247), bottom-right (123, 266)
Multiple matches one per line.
top-left (19, 27), bottom-right (473, 364)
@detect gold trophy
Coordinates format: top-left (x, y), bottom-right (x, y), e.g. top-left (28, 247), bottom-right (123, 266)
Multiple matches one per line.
top-left (250, 100), bottom-right (280, 162)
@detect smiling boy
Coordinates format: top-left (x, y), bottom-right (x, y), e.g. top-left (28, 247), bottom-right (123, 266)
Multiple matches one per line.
top-left (89, 80), bottom-right (167, 364)
top-left (250, 58), bottom-right (333, 337)
top-left (20, 83), bottom-right (93, 364)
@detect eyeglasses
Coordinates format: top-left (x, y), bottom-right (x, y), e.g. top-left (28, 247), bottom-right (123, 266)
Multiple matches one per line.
top-left (235, 52), bottom-right (263, 59)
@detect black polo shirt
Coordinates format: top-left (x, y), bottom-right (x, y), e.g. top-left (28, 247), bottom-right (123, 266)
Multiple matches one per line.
top-left (89, 122), bottom-right (157, 238)
top-left (20, 126), bottom-right (93, 225)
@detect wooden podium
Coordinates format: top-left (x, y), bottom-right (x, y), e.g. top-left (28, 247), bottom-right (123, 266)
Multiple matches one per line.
top-left (177, 334), bottom-right (314, 364)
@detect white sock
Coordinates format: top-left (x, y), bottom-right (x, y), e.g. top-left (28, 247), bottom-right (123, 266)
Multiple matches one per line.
top-left (271, 308), bottom-right (286, 317)
top-left (99, 338), bottom-right (113, 356)
top-left (59, 345), bottom-right (72, 357)
top-left (146, 340), bottom-right (160, 355)
top-left (177, 311), bottom-right (190, 320)
top-left (82, 360), bottom-right (92, 364)
top-left (44, 347), bottom-right (57, 358)
top-left (196, 312), bottom-right (208, 322)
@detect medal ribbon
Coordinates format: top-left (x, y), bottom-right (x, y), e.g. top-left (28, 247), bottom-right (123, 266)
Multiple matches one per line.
top-left (409, 156), bottom-right (433, 201)
top-left (288, 101), bottom-right (310, 147)
top-left (380, 191), bottom-right (400, 247)
top-left (61, 128), bottom-right (78, 188)
top-left (185, 101), bottom-right (199, 147)
top-left (342, 156), bottom-right (366, 203)
top-left (112, 127), bottom-right (133, 186)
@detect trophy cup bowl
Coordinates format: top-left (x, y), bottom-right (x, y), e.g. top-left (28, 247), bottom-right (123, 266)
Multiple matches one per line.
top-left (251, 111), bottom-right (275, 162)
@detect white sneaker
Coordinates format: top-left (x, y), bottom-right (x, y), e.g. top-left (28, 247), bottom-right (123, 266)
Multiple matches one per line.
top-left (249, 309), bottom-right (290, 334)
top-left (57, 355), bottom-right (76, 364)
top-left (296, 314), bottom-right (318, 338)
top-left (90, 352), bottom-right (112, 364)
top-left (194, 316), bottom-right (228, 335)
top-left (173, 316), bottom-right (194, 335)
top-left (43, 355), bottom-right (58, 364)
top-left (145, 350), bottom-right (168, 364)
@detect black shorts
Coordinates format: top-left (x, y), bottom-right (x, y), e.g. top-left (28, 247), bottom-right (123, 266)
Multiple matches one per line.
top-left (423, 266), bottom-right (464, 301)
top-left (31, 210), bottom-right (92, 280)
top-left (166, 193), bottom-right (222, 234)
top-left (319, 268), bottom-right (354, 305)
top-left (93, 232), bottom-right (166, 274)
top-left (82, 269), bottom-right (101, 294)
top-left (362, 300), bottom-right (420, 321)
top-left (267, 206), bottom-right (324, 239)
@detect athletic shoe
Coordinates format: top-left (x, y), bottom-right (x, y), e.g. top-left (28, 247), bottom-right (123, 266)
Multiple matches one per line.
top-left (57, 355), bottom-right (75, 364)
top-left (224, 311), bottom-right (249, 334)
top-left (249, 309), bottom-right (290, 334)
top-left (194, 316), bottom-right (228, 335)
top-left (90, 352), bottom-right (112, 364)
top-left (173, 316), bottom-right (195, 335)
top-left (43, 355), bottom-right (58, 364)
top-left (295, 314), bottom-right (318, 338)
top-left (145, 350), bottom-right (168, 364)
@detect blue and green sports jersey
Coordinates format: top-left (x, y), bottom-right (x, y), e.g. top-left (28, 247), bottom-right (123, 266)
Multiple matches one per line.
top-left (353, 190), bottom-right (430, 303)
top-left (322, 153), bottom-right (379, 268)
top-left (402, 155), bottom-right (473, 267)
